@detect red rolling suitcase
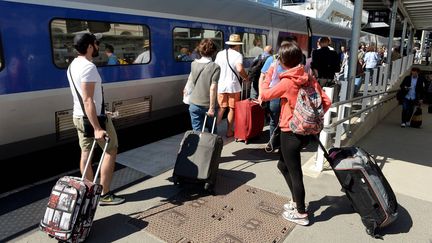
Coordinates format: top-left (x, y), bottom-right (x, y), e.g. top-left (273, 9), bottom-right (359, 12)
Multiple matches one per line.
top-left (234, 84), bottom-right (265, 144)
top-left (40, 138), bottom-right (109, 243)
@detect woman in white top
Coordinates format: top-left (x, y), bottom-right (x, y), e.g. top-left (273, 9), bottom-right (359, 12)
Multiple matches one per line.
top-left (363, 46), bottom-right (380, 83)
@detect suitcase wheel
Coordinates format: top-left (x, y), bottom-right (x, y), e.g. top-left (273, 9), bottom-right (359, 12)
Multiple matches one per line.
top-left (173, 176), bottom-right (180, 185)
top-left (204, 183), bottom-right (215, 195)
top-left (235, 138), bottom-right (238, 142)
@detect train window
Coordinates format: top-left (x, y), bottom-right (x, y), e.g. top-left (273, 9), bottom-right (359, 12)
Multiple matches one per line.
top-left (241, 33), bottom-right (267, 58)
top-left (173, 27), bottom-right (223, 61)
top-left (50, 19), bottom-right (150, 68)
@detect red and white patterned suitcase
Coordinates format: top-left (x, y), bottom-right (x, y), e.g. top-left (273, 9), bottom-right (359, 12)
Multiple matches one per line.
top-left (40, 138), bottom-right (109, 243)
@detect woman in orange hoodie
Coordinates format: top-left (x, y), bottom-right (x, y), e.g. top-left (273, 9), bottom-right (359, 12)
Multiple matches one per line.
top-left (259, 42), bottom-right (332, 226)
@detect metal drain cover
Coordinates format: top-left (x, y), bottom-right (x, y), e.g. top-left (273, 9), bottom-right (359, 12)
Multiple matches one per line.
top-left (136, 181), bottom-right (296, 243)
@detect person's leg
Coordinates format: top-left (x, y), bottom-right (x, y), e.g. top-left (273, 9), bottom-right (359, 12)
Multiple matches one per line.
top-left (73, 117), bottom-right (95, 181)
top-left (406, 100), bottom-right (415, 125)
top-left (277, 154), bottom-right (298, 211)
top-left (100, 149), bottom-right (116, 195)
top-left (279, 132), bottom-right (308, 214)
top-left (277, 157), bottom-right (294, 200)
top-left (279, 132), bottom-right (309, 225)
top-left (217, 93), bottom-right (227, 126)
top-left (226, 92), bottom-right (240, 137)
top-left (401, 99), bottom-right (415, 124)
top-left (98, 118), bottom-right (124, 205)
top-left (189, 104), bottom-right (204, 131)
top-left (268, 98), bottom-right (281, 136)
top-left (226, 107), bottom-right (235, 137)
top-left (80, 150), bottom-right (93, 181)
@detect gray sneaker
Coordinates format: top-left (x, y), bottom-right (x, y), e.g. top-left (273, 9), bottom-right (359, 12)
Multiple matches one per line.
top-left (282, 211), bottom-right (309, 226)
top-left (99, 193), bottom-right (125, 206)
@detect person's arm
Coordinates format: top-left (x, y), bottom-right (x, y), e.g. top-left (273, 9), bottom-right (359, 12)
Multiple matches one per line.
top-left (258, 57), bottom-right (274, 93)
top-left (257, 72), bottom-right (266, 95)
top-left (208, 83), bottom-right (217, 117)
top-left (235, 63), bottom-right (249, 82)
top-left (208, 66), bottom-right (220, 116)
top-left (400, 77), bottom-right (408, 89)
top-left (260, 76), bottom-right (287, 102)
top-left (81, 82), bottom-right (106, 140)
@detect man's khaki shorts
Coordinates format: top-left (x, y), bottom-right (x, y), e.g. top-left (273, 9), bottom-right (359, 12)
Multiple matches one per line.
top-left (218, 92), bottom-right (241, 108)
top-left (73, 116), bottom-right (118, 153)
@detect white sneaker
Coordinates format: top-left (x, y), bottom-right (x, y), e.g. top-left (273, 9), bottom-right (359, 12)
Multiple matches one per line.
top-left (283, 200), bottom-right (308, 212)
top-left (283, 200), bottom-right (296, 211)
top-left (401, 123), bottom-right (406, 128)
top-left (282, 211), bottom-right (309, 226)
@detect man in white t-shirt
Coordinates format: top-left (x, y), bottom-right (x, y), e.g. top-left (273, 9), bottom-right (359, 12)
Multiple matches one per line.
top-left (67, 32), bottom-right (124, 205)
top-left (214, 34), bottom-right (249, 137)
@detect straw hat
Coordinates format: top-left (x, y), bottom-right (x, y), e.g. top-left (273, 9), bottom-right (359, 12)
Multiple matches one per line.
top-left (225, 34), bottom-right (243, 45)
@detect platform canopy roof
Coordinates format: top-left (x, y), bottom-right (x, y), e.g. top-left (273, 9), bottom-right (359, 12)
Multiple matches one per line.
top-left (353, 0), bottom-right (432, 37)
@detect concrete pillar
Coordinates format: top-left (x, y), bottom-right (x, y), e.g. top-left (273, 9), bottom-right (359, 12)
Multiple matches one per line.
top-left (347, 0), bottom-right (363, 99)
top-left (407, 27), bottom-right (414, 55)
top-left (401, 19), bottom-right (407, 56)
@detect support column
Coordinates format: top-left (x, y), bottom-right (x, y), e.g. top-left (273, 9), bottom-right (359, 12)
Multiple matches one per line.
top-left (407, 27), bottom-right (414, 55)
top-left (386, 0), bottom-right (398, 77)
top-left (347, 0), bottom-right (363, 99)
top-left (401, 18), bottom-right (407, 56)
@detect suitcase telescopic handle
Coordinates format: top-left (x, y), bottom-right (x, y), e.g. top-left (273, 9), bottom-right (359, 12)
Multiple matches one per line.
top-left (81, 136), bottom-right (110, 183)
top-left (314, 135), bottom-right (331, 162)
top-left (202, 113), bottom-right (217, 134)
top-left (241, 80), bottom-right (250, 100)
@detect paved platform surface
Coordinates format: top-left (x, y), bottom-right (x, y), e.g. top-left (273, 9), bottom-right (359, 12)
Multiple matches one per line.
top-left (8, 104), bottom-right (432, 243)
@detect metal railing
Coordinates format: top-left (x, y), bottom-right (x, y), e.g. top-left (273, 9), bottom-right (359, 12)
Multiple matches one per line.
top-left (312, 54), bottom-right (415, 172)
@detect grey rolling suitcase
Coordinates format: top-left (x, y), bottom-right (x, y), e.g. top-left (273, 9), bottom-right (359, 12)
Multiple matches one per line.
top-left (317, 140), bottom-right (398, 239)
top-left (173, 115), bottom-right (223, 192)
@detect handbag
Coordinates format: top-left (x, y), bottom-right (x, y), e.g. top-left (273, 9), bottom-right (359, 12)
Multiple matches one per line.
top-left (68, 67), bottom-right (107, 137)
top-left (82, 115), bottom-right (107, 137)
top-left (183, 62), bottom-right (210, 104)
top-left (396, 88), bottom-right (408, 104)
top-left (183, 74), bottom-right (193, 105)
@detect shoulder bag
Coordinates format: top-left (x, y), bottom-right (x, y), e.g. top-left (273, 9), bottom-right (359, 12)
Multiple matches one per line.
top-left (183, 62), bottom-right (210, 104)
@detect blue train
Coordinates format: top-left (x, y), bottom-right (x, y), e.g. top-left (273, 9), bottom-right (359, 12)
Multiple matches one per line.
top-left (0, 0), bottom-right (355, 159)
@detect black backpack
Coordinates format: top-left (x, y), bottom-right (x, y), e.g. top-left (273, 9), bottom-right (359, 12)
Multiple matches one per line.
top-left (248, 54), bottom-right (270, 85)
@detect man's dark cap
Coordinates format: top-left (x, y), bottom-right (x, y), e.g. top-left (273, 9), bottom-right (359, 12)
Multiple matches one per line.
top-left (73, 33), bottom-right (102, 53)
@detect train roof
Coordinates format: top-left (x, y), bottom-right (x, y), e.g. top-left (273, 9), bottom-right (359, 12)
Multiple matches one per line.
top-left (8, 0), bottom-right (354, 39)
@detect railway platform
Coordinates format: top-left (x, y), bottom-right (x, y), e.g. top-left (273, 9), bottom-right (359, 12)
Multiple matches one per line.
top-left (2, 102), bottom-right (432, 243)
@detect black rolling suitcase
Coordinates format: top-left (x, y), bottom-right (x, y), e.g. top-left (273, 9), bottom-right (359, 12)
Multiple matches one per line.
top-left (317, 139), bottom-right (398, 239)
top-left (410, 106), bottom-right (422, 128)
top-left (40, 138), bottom-right (109, 242)
top-left (173, 115), bottom-right (223, 192)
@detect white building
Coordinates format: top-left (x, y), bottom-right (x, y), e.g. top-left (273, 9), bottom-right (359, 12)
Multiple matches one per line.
top-left (280, 0), bottom-right (368, 28)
